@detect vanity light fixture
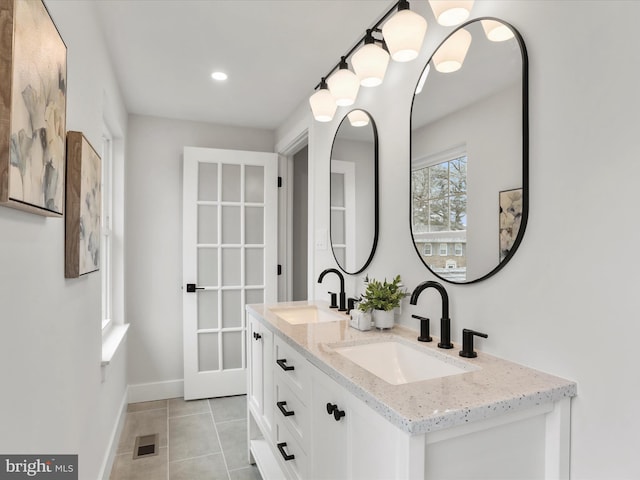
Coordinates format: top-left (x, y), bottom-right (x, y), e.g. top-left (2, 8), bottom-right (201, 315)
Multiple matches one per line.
top-left (481, 19), bottom-right (515, 42)
top-left (347, 109), bottom-right (370, 127)
top-left (327, 56), bottom-right (360, 106)
top-left (382, 0), bottom-right (427, 62)
top-left (351, 29), bottom-right (390, 87)
top-left (309, 77), bottom-right (337, 122)
top-left (309, 0), bottom-right (430, 121)
top-left (433, 28), bottom-right (472, 73)
top-left (428, 0), bottom-right (474, 27)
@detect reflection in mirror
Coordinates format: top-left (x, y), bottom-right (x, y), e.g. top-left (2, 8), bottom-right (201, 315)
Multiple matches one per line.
top-left (410, 18), bottom-right (527, 284)
top-left (330, 110), bottom-right (378, 274)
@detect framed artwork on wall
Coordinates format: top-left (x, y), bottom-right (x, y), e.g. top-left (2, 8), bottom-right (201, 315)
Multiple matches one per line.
top-left (65, 131), bottom-right (101, 278)
top-left (499, 188), bottom-right (523, 262)
top-left (0, 0), bottom-right (67, 216)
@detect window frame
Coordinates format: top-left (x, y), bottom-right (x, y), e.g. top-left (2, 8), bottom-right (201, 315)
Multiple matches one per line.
top-left (411, 144), bottom-right (467, 234)
top-left (101, 132), bottom-right (113, 334)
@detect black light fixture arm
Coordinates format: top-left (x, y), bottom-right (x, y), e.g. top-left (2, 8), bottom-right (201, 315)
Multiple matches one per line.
top-left (313, 0), bottom-right (402, 90)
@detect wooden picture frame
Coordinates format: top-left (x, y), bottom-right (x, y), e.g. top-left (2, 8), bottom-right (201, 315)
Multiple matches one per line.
top-left (0, 0), bottom-right (67, 216)
top-left (65, 132), bottom-right (101, 278)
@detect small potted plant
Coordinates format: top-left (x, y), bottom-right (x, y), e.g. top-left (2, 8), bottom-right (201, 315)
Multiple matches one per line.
top-left (358, 275), bottom-right (409, 329)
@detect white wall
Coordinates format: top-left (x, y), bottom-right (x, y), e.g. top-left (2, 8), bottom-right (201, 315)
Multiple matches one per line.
top-left (295, 1), bottom-right (640, 478)
top-left (0, 2), bottom-right (128, 479)
top-left (125, 114), bottom-right (274, 400)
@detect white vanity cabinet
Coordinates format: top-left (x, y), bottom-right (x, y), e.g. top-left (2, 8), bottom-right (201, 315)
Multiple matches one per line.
top-left (246, 303), bottom-right (575, 480)
top-left (249, 332), bottom-right (413, 480)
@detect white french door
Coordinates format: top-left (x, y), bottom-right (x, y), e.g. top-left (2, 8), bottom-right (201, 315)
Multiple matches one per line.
top-left (183, 146), bottom-right (277, 400)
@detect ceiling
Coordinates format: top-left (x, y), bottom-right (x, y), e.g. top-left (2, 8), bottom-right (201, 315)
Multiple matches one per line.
top-left (94, 0), bottom-right (393, 131)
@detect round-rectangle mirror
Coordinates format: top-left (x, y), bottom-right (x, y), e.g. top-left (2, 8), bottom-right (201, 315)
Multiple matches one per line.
top-left (330, 109), bottom-right (378, 274)
top-left (410, 18), bottom-right (528, 284)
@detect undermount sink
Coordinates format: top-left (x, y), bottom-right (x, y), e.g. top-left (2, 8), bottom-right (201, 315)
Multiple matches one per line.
top-left (269, 305), bottom-right (344, 325)
top-left (332, 339), bottom-right (478, 385)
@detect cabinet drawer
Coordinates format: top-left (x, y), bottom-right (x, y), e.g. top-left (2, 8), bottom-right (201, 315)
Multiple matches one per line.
top-left (274, 418), bottom-right (308, 480)
top-left (273, 336), bottom-right (310, 404)
top-left (275, 378), bottom-right (310, 453)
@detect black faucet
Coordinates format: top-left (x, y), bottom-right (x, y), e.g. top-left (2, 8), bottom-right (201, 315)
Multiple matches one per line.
top-left (409, 281), bottom-right (453, 349)
top-left (318, 268), bottom-right (347, 312)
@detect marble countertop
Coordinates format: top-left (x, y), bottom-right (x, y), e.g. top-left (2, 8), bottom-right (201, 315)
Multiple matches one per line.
top-left (247, 300), bottom-right (577, 435)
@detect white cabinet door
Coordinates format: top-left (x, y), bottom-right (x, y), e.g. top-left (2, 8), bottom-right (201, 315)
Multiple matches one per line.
top-left (248, 316), bottom-right (264, 414)
top-left (248, 315), bottom-right (273, 436)
top-left (310, 368), bottom-right (349, 480)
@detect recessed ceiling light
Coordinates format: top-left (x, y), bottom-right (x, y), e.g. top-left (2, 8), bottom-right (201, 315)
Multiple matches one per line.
top-left (211, 71), bottom-right (228, 81)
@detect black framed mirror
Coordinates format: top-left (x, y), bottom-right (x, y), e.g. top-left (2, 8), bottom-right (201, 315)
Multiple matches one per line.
top-left (330, 109), bottom-right (379, 274)
top-left (410, 18), bottom-right (528, 284)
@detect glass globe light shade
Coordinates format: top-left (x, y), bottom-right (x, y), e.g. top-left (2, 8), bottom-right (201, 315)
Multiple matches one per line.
top-left (352, 42), bottom-right (390, 87)
top-left (309, 86), bottom-right (337, 122)
top-left (428, 1), bottom-right (474, 27)
top-left (481, 19), bottom-right (515, 42)
top-left (327, 66), bottom-right (360, 107)
top-left (382, 8), bottom-right (427, 62)
top-left (347, 110), bottom-right (370, 127)
top-left (433, 28), bottom-right (472, 73)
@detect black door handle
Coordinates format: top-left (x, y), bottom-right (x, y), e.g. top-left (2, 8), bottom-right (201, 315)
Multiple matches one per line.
top-left (276, 358), bottom-right (295, 371)
top-left (186, 283), bottom-right (205, 293)
top-left (277, 401), bottom-right (295, 417)
top-left (277, 442), bottom-right (295, 461)
top-left (253, 332), bottom-right (262, 340)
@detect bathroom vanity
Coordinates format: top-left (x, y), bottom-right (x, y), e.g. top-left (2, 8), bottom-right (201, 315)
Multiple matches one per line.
top-left (246, 301), bottom-right (576, 480)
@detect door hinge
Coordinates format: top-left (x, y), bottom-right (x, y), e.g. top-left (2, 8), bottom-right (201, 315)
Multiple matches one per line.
top-left (277, 264), bottom-right (282, 275)
top-left (278, 176), bottom-right (283, 188)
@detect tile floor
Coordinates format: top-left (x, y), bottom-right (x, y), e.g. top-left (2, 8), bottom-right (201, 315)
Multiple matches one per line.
top-left (110, 395), bottom-right (261, 480)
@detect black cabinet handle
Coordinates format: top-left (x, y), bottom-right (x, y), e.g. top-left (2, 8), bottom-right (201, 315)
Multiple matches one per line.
top-left (277, 442), bottom-right (295, 461)
top-left (276, 358), bottom-right (295, 371)
top-left (186, 283), bottom-right (205, 293)
top-left (326, 402), bottom-right (345, 421)
top-left (253, 332), bottom-right (262, 340)
top-left (277, 401), bottom-right (295, 417)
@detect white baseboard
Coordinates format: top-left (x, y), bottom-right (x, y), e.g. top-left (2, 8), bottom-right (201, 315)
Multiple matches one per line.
top-left (128, 379), bottom-right (184, 403)
top-left (99, 386), bottom-right (129, 480)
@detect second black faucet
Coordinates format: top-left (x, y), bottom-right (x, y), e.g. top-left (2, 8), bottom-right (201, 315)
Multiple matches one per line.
top-left (318, 268), bottom-right (347, 312)
top-left (409, 280), bottom-right (454, 349)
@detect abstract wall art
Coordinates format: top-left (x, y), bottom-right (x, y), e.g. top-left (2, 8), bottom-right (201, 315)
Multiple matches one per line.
top-left (0, 0), bottom-right (67, 216)
top-left (65, 131), bottom-right (101, 278)
top-left (499, 188), bottom-right (523, 262)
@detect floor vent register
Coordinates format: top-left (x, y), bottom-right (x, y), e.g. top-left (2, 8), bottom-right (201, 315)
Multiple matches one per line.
top-left (132, 433), bottom-right (159, 459)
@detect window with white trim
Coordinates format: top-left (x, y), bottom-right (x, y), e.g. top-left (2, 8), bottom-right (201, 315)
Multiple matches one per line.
top-left (423, 243), bottom-right (432, 256)
top-left (455, 243), bottom-right (463, 256)
top-left (439, 243), bottom-right (448, 256)
top-left (101, 132), bottom-right (113, 333)
top-left (411, 154), bottom-right (467, 234)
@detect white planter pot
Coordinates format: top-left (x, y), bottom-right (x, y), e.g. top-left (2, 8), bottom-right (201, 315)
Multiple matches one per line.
top-left (373, 309), bottom-right (394, 330)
